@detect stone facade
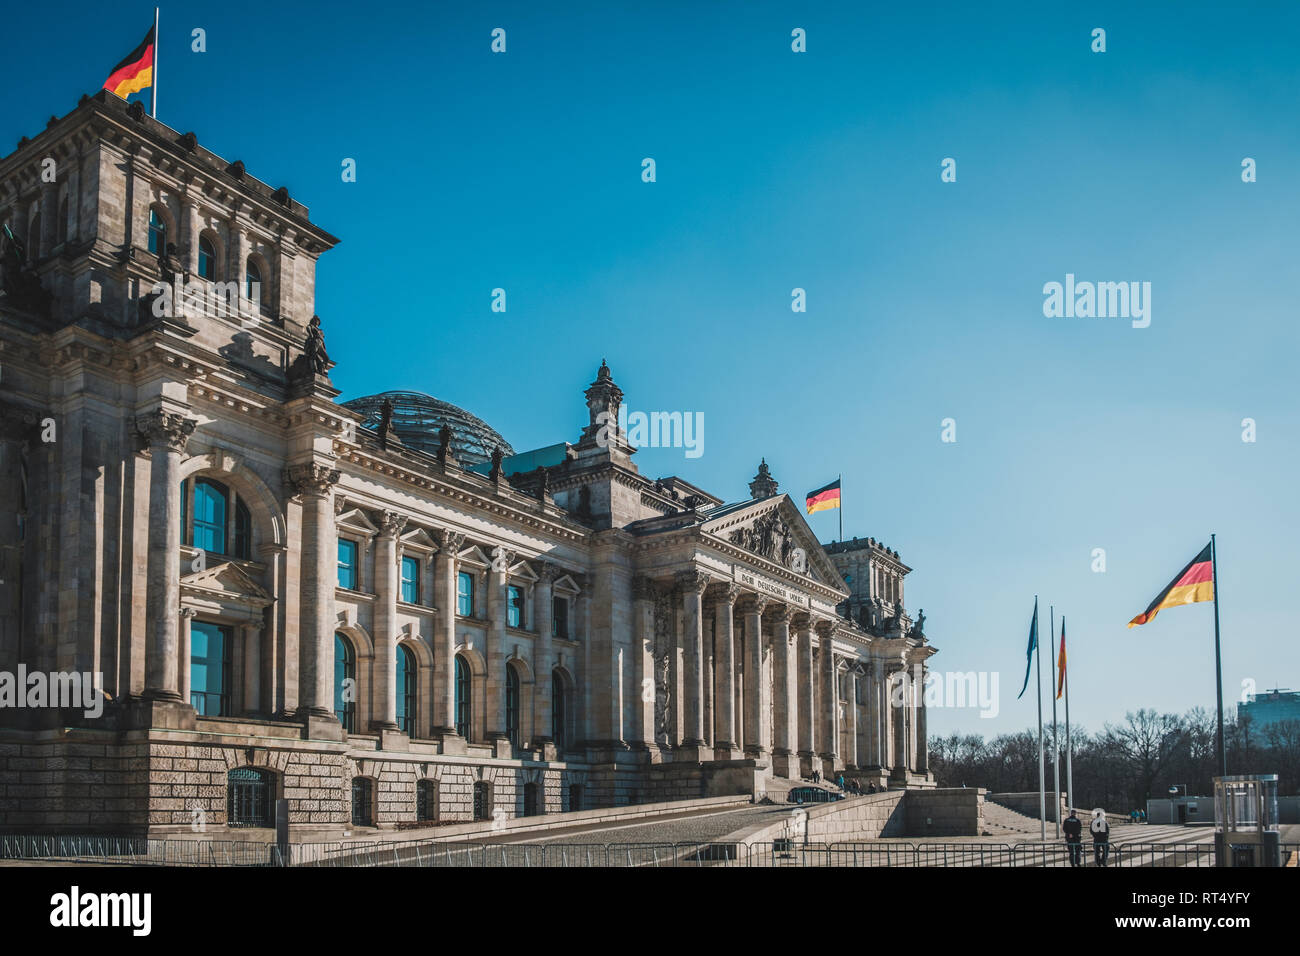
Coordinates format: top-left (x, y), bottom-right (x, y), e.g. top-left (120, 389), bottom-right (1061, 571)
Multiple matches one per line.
top-left (0, 92), bottom-right (937, 836)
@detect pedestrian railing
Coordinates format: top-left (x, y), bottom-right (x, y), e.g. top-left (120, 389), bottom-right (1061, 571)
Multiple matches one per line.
top-left (0, 834), bottom-right (1268, 868)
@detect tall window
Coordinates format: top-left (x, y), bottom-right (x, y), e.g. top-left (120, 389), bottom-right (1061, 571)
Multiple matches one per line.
top-left (335, 633), bottom-right (356, 732)
top-left (505, 665), bottom-right (521, 746)
top-left (245, 259), bottom-right (262, 302)
top-left (396, 644), bottom-right (415, 734)
top-left (400, 555), bottom-right (419, 604)
top-left (522, 781), bottom-right (540, 818)
top-left (228, 768), bottom-right (273, 827)
top-left (198, 235), bottom-right (217, 280)
top-left (185, 477), bottom-right (251, 559)
top-left (472, 781), bottom-right (491, 821)
top-left (351, 777), bottom-right (374, 826)
top-left (457, 571), bottom-right (474, 616)
top-left (337, 538), bottom-right (358, 590)
top-left (454, 655), bottom-right (470, 738)
top-left (552, 596), bottom-right (569, 639)
top-left (190, 621), bottom-right (232, 716)
top-left (507, 585), bottom-right (524, 629)
top-left (148, 209), bottom-right (167, 255)
top-left (552, 671), bottom-right (567, 750)
top-left (416, 779), bottom-right (438, 822)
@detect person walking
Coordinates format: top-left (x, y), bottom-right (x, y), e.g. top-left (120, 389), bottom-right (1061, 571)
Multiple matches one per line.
top-left (1063, 809), bottom-right (1083, 867)
top-left (1090, 809), bottom-right (1111, 867)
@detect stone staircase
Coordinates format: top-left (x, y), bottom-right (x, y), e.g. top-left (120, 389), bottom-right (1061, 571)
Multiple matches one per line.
top-left (980, 800), bottom-right (1046, 836)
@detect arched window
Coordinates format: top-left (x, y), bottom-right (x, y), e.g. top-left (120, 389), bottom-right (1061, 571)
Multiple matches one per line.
top-left (148, 208), bottom-right (167, 255)
top-left (198, 234), bottom-right (217, 280)
top-left (416, 779), bottom-right (438, 822)
top-left (245, 258), bottom-right (262, 303)
top-left (335, 634), bottom-right (356, 732)
top-left (351, 776), bottom-right (374, 826)
top-left (396, 644), bottom-right (415, 734)
top-left (552, 671), bottom-right (567, 751)
top-left (227, 768), bottom-right (274, 827)
top-left (183, 477), bottom-right (252, 559)
top-left (454, 655), bottom-right (470, 738)
top-left (505, 665), bottom-right (520, 747)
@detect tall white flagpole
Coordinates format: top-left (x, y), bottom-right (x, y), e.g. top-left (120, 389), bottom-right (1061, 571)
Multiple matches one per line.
top-left (151, 7), bottom-right (159, 118)
top-left (1050, 605), bottom-right (1060, 838)
top-left (1064, 615), bottom-right (1074, 813)
top-left (1035, 600), bottom-right (1045, 841)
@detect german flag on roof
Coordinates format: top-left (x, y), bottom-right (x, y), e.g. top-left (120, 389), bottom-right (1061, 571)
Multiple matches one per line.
top-left (1128, 542), bottom-right (1213, 627)
top-left (103, 25), bottom-right (155, 100)
top-left (805, 478), bottom-right (841, 515)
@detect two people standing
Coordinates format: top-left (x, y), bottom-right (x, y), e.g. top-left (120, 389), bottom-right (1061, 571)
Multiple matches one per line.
top-left (1062, 808), bottom-right (1109, 866)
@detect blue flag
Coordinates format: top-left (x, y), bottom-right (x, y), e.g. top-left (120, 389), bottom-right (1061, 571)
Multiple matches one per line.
top-left (1017, 597), bottom-right (1039, 699)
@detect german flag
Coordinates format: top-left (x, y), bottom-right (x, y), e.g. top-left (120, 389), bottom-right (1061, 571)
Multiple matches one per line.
top-left (1056, 617), bottom-right (1066, 699)
top-left (103, 25), bottom-right (155, 100)
top-left (805, 478), bottom-right (841, 515)
top-left (1127, 543), bottom-right (1214, 628)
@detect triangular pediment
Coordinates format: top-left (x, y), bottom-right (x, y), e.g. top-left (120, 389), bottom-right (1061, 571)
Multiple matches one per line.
top-left (703, 495), bottom-right (848, 595)
top-left (181, 558), bottom-right (273, 605)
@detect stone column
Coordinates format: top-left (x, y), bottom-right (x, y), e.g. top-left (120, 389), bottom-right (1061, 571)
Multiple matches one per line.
top-left (244, 619), bottom-right (263, 715)
top-left (889, 663), bottom-right (908, 781)
top-left (816, 621), bottom-right (837, 775)
top-left (864, 661), bottom-right (880, 767)
top-left (739, 594), bottom-right (767, 760)
top-left (485, 545), bottom-right (514, 753)
top-left (372, 510), bottom-right (405, 732)
top-left (178, 607), bottom-right (197, 707)
top-left (184, 201), bottom-right (201, 274)
top-left (676, 569), bottom-right (711, 760)
top-left (533, 562), bottom-right (560, 756)
top-left (710, 584), bottom-right (739, 760)
top-left (916, 663), bottom-right (930, 774)
top-left (795, 614), bottom-right (815, 777)
top-left (769, 604), bottom-right (796, 777)
top-left (847, 666), bottom-right (860, 769)
top-left (431, 528), bottom-right (465, 742)
top-left (138, 411), bottom-right (196, 701)
top-left (632, 577), bottom-right (658, 752)
top-left (287, 462), bottom-right (340, 726)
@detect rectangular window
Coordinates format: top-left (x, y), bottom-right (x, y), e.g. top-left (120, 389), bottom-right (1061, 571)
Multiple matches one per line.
top-left (457, 571), bottom-right (474, 617)
top-left (401, 555), bottom-right (419, 604)
top-left (338, 538), bottom-right (358, 590)
top-left (507, 585), bottom-right (524, 629)
top-left (190, 621), bottom-right (232, 717)
top-left (552, 596), bottom-right (569, 639)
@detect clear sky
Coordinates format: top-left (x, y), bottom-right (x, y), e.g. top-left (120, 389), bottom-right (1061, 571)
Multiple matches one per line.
top-left (6, 1), bottom-right (1297, 737)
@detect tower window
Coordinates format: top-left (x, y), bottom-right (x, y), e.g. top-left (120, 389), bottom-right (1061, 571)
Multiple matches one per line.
top-left (198, 235), bottom-right (217, 280)
top-left (337, 538), bottom-right (359, 590)
top-left (507, 585), bottom-right (524, 629)
top-left (245, 258), bottom-right (262, 303)
top-left (457, 571), bottom-right (474, 616)
top-left (401, 555), bottom-right (419, 604)
top-left (148, 209), bottom-right (167, 256)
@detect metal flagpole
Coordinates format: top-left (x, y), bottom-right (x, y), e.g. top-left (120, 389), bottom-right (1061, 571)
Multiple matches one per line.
top-left (838, 473), bottom-right (842, 543)
top-left (1050, 604), bottom-right (1060, 838)
top-left (1211, 534), bottom-right (1226, 777)
top-left (1035, 598), bottom-right (1045, 841)
top-left (1064, 615), bottom-right (1073, 814)
top-left (150, 7), bottom-right (159, 118)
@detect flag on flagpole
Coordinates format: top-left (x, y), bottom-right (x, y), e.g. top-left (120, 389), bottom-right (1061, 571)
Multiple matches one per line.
top-left (1017, 597), bottom-right (1038, 699)
top-left (103, 24), bottom-right (156, 100)
top-left (805, 478), bottom-right (841, 515)
top-left (1127, 542), bottom-right (1214, 627)
top-left (1056, 617), bottom-right (1067, 700)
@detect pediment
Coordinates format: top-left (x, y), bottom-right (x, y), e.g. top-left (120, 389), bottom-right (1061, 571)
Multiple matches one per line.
top-left (181, 559), bottom-right (273, 604)
top-left (703, 495), bottom-right (848, 594)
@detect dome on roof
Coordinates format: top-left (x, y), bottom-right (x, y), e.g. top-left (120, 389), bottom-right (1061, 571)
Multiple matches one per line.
top-left (342, 390), bottom-right (514, 466)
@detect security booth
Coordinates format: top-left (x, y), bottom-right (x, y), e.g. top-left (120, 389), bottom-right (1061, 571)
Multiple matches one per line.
top-left (1214, 774), bottom-right (1281, 867)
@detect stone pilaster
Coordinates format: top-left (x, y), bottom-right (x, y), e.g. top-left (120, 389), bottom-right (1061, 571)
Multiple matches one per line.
top-left (739, 593), bottom-right (768, 760)
top-left (888, 662), bottom-right (908, 781)
top-left (287, 461), bottom-right (341, 735)
top-left (916, 663), bottom-right (930, 774)
top-left (178, 607), bottom-right (197, 707)
top-left (431, 528), bottom-right (465, 748)
top-left (632, 576), bottom-right (658, 753)
top-left (709, 583), bottom-right (739, 759)
top-left (675, 569), bottom-right (711, 761)
top-left (533, 561), bottom-right (561, 757)
top-left (372, 510), bottom-right (405, 732)
top-left (138, 410), bottom-right (195, 701)
top-left (485, 545), bottom-right (514, 754)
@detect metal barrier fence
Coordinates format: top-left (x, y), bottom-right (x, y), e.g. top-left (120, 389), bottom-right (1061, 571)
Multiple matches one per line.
top-left (3, 835), bottom-right (1291, 868)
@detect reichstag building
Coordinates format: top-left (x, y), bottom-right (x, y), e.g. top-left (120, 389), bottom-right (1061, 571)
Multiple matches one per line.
top-left (0, 92), bottom-right (936, 835)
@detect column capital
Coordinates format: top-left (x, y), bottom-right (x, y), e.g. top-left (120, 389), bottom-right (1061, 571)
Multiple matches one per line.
top-left (674, 569), bottom-right (711, 596)
top-left (632, 575), bottom-right (659, 602)
top-left (791, 611), bottom-right (813, 631)
top-left (737, 592), bottom-right (768, 615)
top-left (432, 527), bottom-right (466, 554)
top-left (179, 606), bottom-right (198, 620)
top-left (286, 461), bottom-right (340, 497)
top-left (136, 410), bottom-right (197, 453)
top-left (814, 619), bottom-right (836, 639)
top-left (765, 603), bottom-right (793, 625)
top-left (706, 581), bottom-right (742, 605)
top-left (536, 560), bottom-right (565, 585)
top-left (377, 510), bottom-right (407, 538)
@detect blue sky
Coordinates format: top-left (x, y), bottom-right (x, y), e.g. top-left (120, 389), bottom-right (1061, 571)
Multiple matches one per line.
top-left (6, 1), bottom-right (1298, 737)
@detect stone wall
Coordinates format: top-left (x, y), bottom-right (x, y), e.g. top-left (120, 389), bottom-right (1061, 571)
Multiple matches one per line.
top-left (903, 787), bottom-right (983, 837)
top-left (987, 791), bottom-right (1067, 821)
top-left (800, 790), bottom-right (907, 842)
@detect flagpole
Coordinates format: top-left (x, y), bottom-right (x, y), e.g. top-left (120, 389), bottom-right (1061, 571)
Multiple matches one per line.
top-left (1050, 604), bottom-right (1060, 838)
top-left (150, 6), bottom-right (159, 118)
top-left (838, 473), bottom-right (842, 543)
top-left (1035, 597), bottom-right (1045, 841)
top-left (1211, 533), bottom-right (1225, 777)
top-left (1064, 615), bottom-right (1073, 814)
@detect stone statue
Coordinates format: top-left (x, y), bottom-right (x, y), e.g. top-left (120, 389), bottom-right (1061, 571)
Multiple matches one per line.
top-left (913, 609), bottom-right (925, 636)
top-left (436, 424), bottom-right (453, 465)
top-left (1, 222), bottom-right (52, 317)
top-left (377, 398), bottom-right (394, 446)
top-left (489, 445), bottom-right (504, 481)
top-left (536, 465), bottom-right (550, 500)
top-left (302, 314), bottom-right (332, 376)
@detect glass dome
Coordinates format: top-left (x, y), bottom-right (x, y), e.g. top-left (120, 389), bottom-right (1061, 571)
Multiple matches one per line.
top-left (342, 390), bottom-right (514, 466)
